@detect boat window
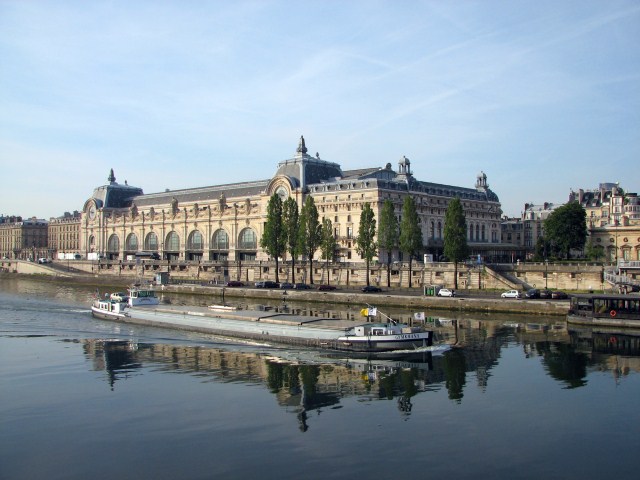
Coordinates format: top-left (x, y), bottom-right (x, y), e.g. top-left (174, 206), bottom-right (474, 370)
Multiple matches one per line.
top-left (372, 328), bottom-right (384, 336)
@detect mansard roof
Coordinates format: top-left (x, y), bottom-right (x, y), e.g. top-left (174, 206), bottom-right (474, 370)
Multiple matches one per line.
top-left (131, 180), bottom-right (270, 207)
top-left (90, 168), bottom-right (144, 209)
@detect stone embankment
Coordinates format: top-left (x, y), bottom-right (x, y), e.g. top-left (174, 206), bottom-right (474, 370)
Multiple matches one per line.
top-left (162, 283), bottom-right (569, 317)
top-left (1, 263), bottom-right (570, 317)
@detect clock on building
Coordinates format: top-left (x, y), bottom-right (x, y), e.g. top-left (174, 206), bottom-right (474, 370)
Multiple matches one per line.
top-left (275, 186), bottom-right (288, 201)
top-left (88, 205), bottom-right (96, 220)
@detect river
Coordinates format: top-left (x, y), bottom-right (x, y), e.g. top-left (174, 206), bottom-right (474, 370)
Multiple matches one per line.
top-left (1, 276), bottom-right (639, 479)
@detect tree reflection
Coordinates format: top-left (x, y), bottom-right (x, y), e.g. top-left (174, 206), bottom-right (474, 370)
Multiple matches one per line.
top-left (537, 342), bottom-right (587, 389)
top-left (443, 349), bottom-right (466, 401)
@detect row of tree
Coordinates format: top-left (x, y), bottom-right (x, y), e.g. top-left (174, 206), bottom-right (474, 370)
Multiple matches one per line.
top-left (261, 193), bottom-right (472, 288)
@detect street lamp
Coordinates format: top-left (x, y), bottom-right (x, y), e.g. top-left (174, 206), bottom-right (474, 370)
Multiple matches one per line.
top-left (545, 260), bottom-right (548, 289)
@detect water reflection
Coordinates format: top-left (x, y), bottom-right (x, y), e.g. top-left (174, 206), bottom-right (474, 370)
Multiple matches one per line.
top-left (80, 316), bottom-right (640, 432)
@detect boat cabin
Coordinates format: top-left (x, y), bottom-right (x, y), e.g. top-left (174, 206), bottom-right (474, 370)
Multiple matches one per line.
top-left (348, 323), bottom-right (420, 337)
top-left (569, 294), bottom-right (640, 321)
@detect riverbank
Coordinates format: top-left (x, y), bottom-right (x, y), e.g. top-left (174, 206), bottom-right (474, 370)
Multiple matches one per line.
top-left (1, 271), bottom-right (568, 316)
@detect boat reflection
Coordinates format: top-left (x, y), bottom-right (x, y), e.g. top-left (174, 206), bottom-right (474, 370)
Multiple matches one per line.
top-left (81, 317), bottom-right (640, 429)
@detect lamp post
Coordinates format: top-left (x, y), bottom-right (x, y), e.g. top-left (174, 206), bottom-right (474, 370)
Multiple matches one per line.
top-left (545, 260), bottom-right (548, 289)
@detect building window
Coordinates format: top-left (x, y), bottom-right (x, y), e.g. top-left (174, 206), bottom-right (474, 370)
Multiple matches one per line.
top-left (125, 233), bottom-right (138, 252)
top-left (165, 231), bottom-right (180, 251)
top-left (145, 232), bottom-right (158, 251)
top-left (187, 230), bottom-right (203, 250)
top-left (107, 234), bottom-right (119, 252)
top-left (238, 228), bottom-right (257, 250)
top-left (211, 229), bottom-right (229, 250)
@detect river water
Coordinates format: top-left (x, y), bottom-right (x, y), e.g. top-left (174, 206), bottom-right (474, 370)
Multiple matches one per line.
top-left (1, 276), bottom-right (639, 480)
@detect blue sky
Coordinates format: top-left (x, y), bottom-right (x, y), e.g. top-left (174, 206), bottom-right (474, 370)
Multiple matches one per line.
top-left (1, 0), bottom-right (639, 219)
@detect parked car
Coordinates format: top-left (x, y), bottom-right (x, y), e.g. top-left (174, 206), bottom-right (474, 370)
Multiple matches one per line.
top-left (318, 284), bottom-right (337, 291)
top-left (551, 291), bottom-right (568, 299)
top-left (279, 282), bottom-right (294, 289)
top-left (525, 288), bottom-right (540, 299)
top-left (539, 289), bottom-right (552, 299)
top-left (37, 258), bottom-right (51, 264)
top-left (293, 283), bottom-right (312, 290)
top-left (362, 285), bottom-right (382, 293)
top-left (501, 290), bottom-right (521, 299)
top-left (225, 281), bottom-right (245, 287)
top-left (437, 288), bottom-right (455, 297)
top-left (255, 281), bottom-right (279, 288)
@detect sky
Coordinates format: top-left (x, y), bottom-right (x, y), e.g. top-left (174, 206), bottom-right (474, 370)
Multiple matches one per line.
top-left (1, 0), bottom-right (639, 220)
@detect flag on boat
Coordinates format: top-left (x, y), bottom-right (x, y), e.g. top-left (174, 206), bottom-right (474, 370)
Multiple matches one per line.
top-left (360, 307), bottom-right (378, 317)
top-left (414, 312), bottom-right (425, 321)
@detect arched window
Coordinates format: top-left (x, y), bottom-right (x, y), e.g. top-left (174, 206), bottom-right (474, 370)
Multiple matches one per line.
top-left (475, 225), bottom-right (480, 241)
top-left (211, 229), bottom-right (229, 250)
top-left (187, 230), bottom-right (203, 250)
top-left (430, 221), bottom-right (435, 239)
top-left (125, 233), bottom-right (138, 251)
top-left (145, 232), bottom-right (158, 251)
top-left (437, 222), bottom-right (442, 239)
top-left (107, 234), bottom-right (119, 252)
top-left (482, 225), bottom-right (486, 242)
top-left (238, 228), bottom-right (257, 250)
top-left (165, 231), bottom-right (180, 251)
top-left (469, 224), bottom-right (473, 241)
top-left (89, 235), bottom-right (95, 248)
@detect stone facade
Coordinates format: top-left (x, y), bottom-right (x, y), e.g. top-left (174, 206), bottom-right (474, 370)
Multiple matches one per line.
top-left (0, 216), bottom-right (48, 260)
top-left (80, 137), bottom-right (504, 278)
top-left (48, 212), bottom-right (81, 259)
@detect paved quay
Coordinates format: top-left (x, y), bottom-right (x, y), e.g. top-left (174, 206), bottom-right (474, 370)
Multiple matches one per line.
top-left (161, 283), bottom-right (570, 317)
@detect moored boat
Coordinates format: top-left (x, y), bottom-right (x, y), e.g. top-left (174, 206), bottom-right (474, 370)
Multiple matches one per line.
top-left (567, 294), bottom-right (640, 328)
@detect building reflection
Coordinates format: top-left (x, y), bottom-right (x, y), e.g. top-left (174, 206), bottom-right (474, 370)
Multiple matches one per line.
top-left (81, 317), bottom-right (640, 427)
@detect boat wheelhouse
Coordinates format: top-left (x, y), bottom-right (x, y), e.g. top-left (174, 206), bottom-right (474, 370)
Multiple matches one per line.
top-left (567, 294), bottom-right (640, 328)
top-left (127, 285), bottom-right (159, 307)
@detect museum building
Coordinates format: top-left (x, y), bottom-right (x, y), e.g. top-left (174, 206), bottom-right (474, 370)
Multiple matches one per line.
top-left (81, 137), bottom-right (503, 266)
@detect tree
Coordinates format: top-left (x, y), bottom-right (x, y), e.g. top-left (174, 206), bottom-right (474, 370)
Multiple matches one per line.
top-left (320, 218), bottom-right (337, 285)
top-left (282, 197), bottom-right (300, 283)
top-left (544, 201), bottom-right (587, 259)
top-left (356, 202), bottom-right (377, 286)
top-left (585, 239), bottom-right (605, 262)
top-left (299, 196), bottom-right (322, 284)
top-left (378, 199), bottom-right (399, 287)
top-left (443, 197), bottom-right (469, 290)
top-left (260, 193), bottom-right (286, 283)
top-left (399, 196), bottom-right (423, 288)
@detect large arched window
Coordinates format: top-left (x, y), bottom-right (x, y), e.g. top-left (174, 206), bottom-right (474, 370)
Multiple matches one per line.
top-left (238, 228), bottom-right (257, 250)
top-left (211, 229), bottom-right (229, 250)
top-left (125, 233), bottom-right (138, 252)
top-left (210, 229), bottom-right (229, 261)
top-left (165, 232), bottom-right (180, 251)
top-left (145, 232), bottom-right (158, 251)
top-left (186, 230), bottom-right (203, 261)
top-left (107, 234), bottom-right (119, 252)
top-left (187, 230), bottom-right (203, 250)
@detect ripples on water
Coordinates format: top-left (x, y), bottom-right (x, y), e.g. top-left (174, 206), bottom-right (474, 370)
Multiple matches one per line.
top-left (1, 276), bottom-right (639, 480)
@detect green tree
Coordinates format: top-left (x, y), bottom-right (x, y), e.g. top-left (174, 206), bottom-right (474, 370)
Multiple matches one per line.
top-left (399, 196), bottom-right (423, 288)
top-left (260, 193), bottom-right (286, 283)
top-left (443, 197), bottom-right (469, 290)
top-left (544, 201), bottom-right (587, 259)
top-left (356, 202), bottom-right (377, 286)
top-left (585, 239), bottom-right (605, 261)
top-left (299, 196), bottom-right (322, 284)
top-left (320, 218), bottom-right (337, 285)
top-left (282, 197), bottom-right (300, 283)
top-left (378, 199), bottom-right (399, 287)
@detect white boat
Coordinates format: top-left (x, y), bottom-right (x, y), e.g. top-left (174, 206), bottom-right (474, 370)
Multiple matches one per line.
top-left (91, 298), bottom-right (129, 321)
top-left (208, 304), bottom-right (240, 312)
